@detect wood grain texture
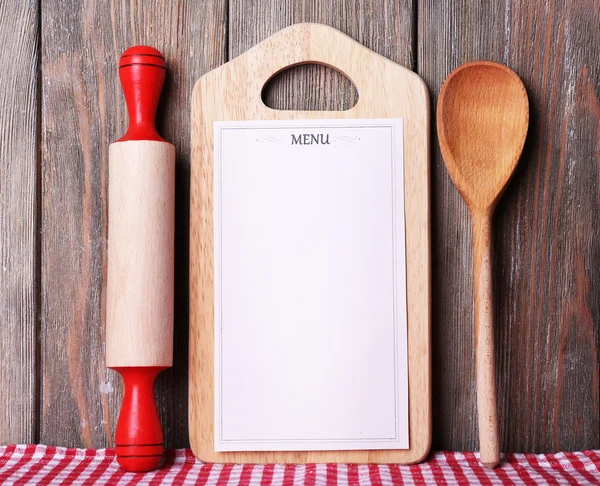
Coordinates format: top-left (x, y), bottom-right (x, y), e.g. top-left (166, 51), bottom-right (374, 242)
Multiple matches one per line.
top-left (420, 0), bottom-right (600, 452)
top-left (106, 141), bottom-right (175, 367)
top-left (0, 0), bottom-right (39, 445)
top-left (471, 213), bottom-right (499, 467)
top-left (189, 22), bottom-right (430, 464)
top-left (0, 0), bottom-right (596, 452)
top-left (40, 0), bottom-right (226, 448)
top-left (229, 0), bottom-right (415, 111)
top-left (437, 61), bottom-right (529, 466)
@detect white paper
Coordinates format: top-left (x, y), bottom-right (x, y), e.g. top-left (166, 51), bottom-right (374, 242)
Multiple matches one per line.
top-left (213, 118), bottom-right (408, 452)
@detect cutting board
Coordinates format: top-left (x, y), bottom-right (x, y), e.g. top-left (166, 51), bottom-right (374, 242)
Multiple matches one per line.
top-left (189, 22), bottom-right (430, 464)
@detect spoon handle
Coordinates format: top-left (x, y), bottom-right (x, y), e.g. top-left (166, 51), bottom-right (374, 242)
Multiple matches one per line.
top-left (472, 211), bottom-right (500, 469)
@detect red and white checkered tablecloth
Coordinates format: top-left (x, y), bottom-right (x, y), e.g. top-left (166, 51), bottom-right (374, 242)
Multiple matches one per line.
top-left (0, 445), bottom-right (598, 485)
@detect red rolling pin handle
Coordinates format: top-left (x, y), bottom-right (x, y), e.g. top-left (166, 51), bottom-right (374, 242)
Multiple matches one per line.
top-left (113, 367), bottom-right (166, 471)
top-left (118, 45), bottom-right (166, 142)
top-left (111, 46), bottom-right (169, 472)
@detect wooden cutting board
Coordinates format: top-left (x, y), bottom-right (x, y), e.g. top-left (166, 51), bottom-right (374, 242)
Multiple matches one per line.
top-left (189, 22), bottom-right (430, 464)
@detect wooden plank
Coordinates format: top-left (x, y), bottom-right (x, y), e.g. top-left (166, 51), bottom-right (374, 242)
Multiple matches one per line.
top-left (41, 0), bottom-right (226, 448)
top-left (229, 0), bottom-right (415, 111)
top-left (0, 0), bottom-right (39, 445)
top-left (189, 23), bottom-right (430, 464)
top-left (419, 0), bottom-right (600, 452)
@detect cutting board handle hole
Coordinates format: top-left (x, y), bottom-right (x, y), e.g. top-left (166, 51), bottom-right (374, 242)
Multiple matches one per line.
top-left (262, 63), bottom-right (359, 111)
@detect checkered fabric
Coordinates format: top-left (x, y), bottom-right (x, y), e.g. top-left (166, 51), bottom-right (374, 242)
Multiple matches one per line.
top-left (0, 445), bottom-right (598, 485)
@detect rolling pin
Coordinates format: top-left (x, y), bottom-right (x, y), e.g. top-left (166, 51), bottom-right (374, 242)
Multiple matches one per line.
top-left (106, 46), bottom-right (175, 472)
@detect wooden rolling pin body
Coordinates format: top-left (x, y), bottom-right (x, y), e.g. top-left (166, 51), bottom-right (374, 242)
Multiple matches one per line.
top-left (106, 141), bottom-right (175, 367)
top-left (105, 46), bottom-right (174, 473)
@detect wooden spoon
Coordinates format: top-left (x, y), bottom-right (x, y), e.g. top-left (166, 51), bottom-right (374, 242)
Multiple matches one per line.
top-left (436, 61), bottom-right (529, 469)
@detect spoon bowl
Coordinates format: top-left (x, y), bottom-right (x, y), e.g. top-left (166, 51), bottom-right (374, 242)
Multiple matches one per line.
top-left (438, 62), bottom-right (529, 211)
top-left (437, 61), bottom-right (529, 469)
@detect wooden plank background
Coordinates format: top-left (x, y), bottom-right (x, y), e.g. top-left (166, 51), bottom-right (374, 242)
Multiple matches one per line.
top-left (419, 0), bottom-right (600, 452)
top-left (0, 0), bottom-right (598, 453)
top-left (0, 0), bottom-right (39, 445)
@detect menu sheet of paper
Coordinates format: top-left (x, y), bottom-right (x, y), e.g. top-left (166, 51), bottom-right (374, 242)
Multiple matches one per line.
top-left (213, 118), bottom-right (408, 452)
